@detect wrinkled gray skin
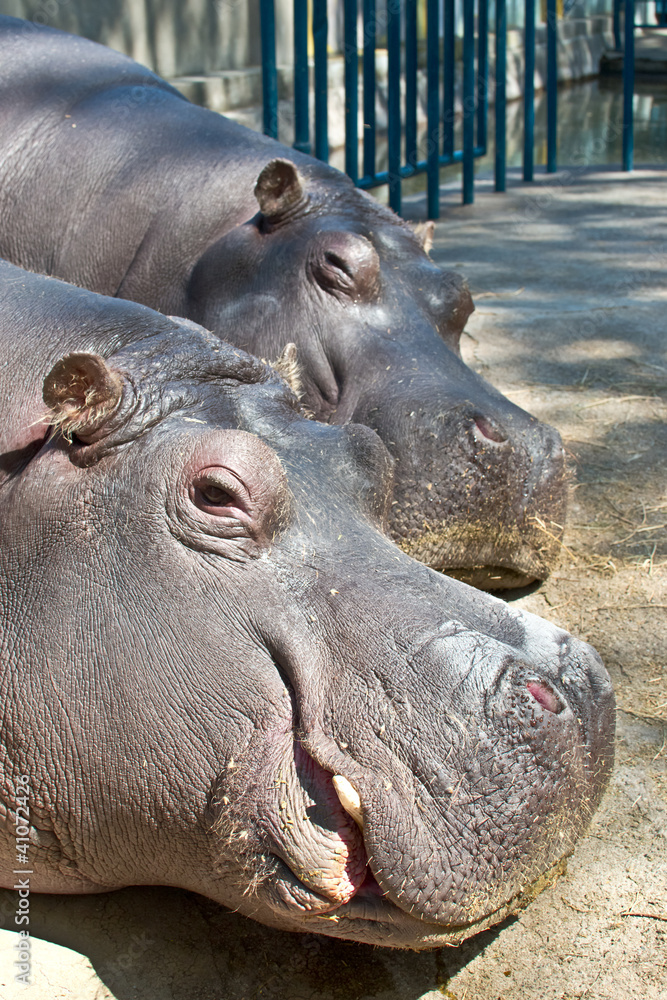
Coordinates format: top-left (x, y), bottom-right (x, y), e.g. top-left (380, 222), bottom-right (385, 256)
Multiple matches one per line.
top-left (0, 16), bottom-right (566, 590)
top-left (0, 261), bottom-right (614, 949)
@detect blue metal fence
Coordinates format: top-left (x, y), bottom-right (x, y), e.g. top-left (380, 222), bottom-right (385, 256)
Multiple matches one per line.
top-left (614, 0), bottom-right (665, 172)
top-left (259, 0), bottom-right (643, 218)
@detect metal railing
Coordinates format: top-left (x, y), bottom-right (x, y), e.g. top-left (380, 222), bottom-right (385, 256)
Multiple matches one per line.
top-left (259, 0), bottom-right (642, 218)
top-left (613, 0), bottom-right (665, 170)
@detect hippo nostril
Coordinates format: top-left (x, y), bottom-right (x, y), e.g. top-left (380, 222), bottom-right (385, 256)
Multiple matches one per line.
top-left (473, 415), bottom-right (508, 444)
top-left (527, 680), bottom-right (564, 715)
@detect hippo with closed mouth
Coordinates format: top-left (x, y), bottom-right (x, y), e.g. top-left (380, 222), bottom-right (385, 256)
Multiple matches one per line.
top-left (0, 261), bottom-right (614, 948)
top-left (0, 15), bottom-right (566, 591)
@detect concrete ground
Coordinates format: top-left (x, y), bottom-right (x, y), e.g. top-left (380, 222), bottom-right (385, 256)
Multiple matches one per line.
top-left (1, 168), bottom-right (665, 1000)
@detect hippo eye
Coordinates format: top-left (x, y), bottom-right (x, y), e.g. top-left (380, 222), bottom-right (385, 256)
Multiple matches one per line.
top-left (190, 468), bottom-right (249, 520)
top-left (200, 484), bottom-right (233, 507)
top-left (193, 483), bottom-right (239, 517)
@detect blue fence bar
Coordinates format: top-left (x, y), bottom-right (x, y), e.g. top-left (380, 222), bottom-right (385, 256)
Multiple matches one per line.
top-left (293, 0), bottom-right (310, 153)
top-left (477, 0), bottom-right (489, 154)
top-left (344, 0), bottom-right (359, 182)
top-left (387, 0), bottom-right (402, 214)
top-left (546, 0), bottom-right (558, 172)
top-left (259, 0), bottom-right (278, 139)
top-left (463, 0), bottom-right (475, 204)
top-left (405, 0), bottom-right (419, 171)
top-left (362, 0), bottom-right (376, 180)
top-left (427, 0), bottom-right (440, 219)
top-left (443, 0), bottom-right (456, 159)
top-left (623, 0), bottom-right (635, 171)
top-left (313, 0), bottom-right (329, 162)
top-left (523, 0), bottom-right (536, 182)
top-left (495, 0), bottom-right (507, 191)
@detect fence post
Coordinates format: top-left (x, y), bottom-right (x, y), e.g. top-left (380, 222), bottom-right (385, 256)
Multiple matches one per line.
top-left (405, 0), bottom-right (419, 172)
top-left (477, 0), bottom-right (489, 154)
top-left (546, 0), bottom-right (558, 172)
top-left (293, 0), bottom-right (310, 153)
top-left (495, 0), bottom-right (507, 191)
top-left (344, 0), bottom-right (359, 182)
top-left (313, 0), bottom-right (329, 162)
top-left (427, 0), bottom-right (440, 219)
top-left (387, 0), bottom-right (402, 214)
top-left (260, 0), bottom-right (278, 139)
top-left (523, 0), bottom-right (535, 182)
top-left (623, 0), bottom-right (635, 171)
top-left (463, 0), bottom-right (475, 204)
top-left (363, 0), bottom-right (376, 179)
top-left (443, 0), bottom-right (455, 159)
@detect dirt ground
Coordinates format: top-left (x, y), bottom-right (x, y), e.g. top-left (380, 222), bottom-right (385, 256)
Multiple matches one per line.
top-left (0, 168), bottom-right (665, 1000)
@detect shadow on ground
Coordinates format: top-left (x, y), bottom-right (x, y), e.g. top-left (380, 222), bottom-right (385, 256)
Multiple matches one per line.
top-left (0, 886), bottom-right (512, 999)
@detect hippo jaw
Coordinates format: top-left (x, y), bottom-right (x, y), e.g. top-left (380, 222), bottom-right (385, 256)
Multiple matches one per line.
top-left (212, 731), bottom-right (573, 950)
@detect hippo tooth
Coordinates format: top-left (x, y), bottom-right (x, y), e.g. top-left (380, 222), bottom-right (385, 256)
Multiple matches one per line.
top-left (332, 775), bottom-right (364, 829)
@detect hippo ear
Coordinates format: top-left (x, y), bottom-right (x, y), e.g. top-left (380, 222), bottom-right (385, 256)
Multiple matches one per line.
top-left (254, 158), bottom-right (309, 225)
top-left (410, 220), bottom-right (435, 255)
top-left (310, 232), bottom-right (381, 303)
top-left (43, 352), bottom-right (124, 442)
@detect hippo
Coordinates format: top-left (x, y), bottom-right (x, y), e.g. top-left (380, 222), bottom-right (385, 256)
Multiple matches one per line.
top-left (0, 260), bottom-right (614, 949)
top-left (0, 15), bottom-right (566, 591)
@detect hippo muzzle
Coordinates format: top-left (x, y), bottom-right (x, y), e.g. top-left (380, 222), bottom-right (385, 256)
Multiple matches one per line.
top-left (208, 533), bottom-right (614, 947)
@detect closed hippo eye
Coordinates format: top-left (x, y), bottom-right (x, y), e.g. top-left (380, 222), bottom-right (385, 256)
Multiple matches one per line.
top-left (309, 232), bottom-right (380, 302)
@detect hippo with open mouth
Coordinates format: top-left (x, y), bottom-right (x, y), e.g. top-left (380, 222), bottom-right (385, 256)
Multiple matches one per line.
top-left (0, 262), bottom-right (614, 948)
top-left (0, 15), bottom-right (566, 590)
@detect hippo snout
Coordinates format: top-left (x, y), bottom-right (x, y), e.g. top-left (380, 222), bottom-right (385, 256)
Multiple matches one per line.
top-left (383, 391), bottom-right (568, 590)
top-left (240, 610), bottom-right (616, 937)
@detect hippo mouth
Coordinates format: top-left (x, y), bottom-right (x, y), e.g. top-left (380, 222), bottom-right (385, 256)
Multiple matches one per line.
top-left (306, 856), bottom-right (569, 949)
top-left (260, 744), bottom-right (369, 910)
top-left (257, 750), bottom-right (571, 948)
top-left (211, 640), bottom-right (613, 947)
top-left (446, 565), bottom-right (539, 591)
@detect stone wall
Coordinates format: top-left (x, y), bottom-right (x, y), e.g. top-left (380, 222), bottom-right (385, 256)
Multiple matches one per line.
top-left (2, 0), bottom-right (295, 77)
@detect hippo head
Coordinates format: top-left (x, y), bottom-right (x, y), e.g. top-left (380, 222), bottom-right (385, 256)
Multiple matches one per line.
top-left (186, 158), bottom-right (567, 591)
top-left (1, 284), bottom-right (613, 949)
